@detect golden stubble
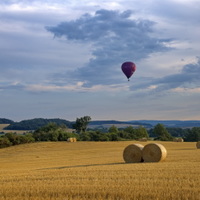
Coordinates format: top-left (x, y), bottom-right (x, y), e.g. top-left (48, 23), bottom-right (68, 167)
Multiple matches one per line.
top-left (0, 141), bottom-right (200, 200)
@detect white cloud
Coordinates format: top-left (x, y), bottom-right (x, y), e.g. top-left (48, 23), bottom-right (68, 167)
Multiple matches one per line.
top-left (25, 82), bottom-right (129, 93)
top-left (171, 87), bottom-right (200, 94)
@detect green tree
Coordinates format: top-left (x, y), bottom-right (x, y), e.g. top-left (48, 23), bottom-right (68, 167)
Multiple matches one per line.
top-left (107, 132), bottom-right (119, 141)
top-left (79, 132), bottom-right (91, 141)
top-left (124, 126), bottom-right (137, 139)
top-left (135, 126), bottom-right (149, 139)
top-left (184, 127), bottom-right (200, 142)
top-left (99, 134), bottom-right (109, 141)
top-left (153, 123), bottom-right (173, 141)
top-left (3, 132), bottom-right (35, 146)
top-left (4, 132), bottom-right (20, 145)
top-left (108, 125), bottom-right (118, 133)
top-left (88, 131), bottom-right (101, 141)
top-left (48, 130), bottom-right (59, 141)
top-left (23, 133), bottom-right (35, 143)
top-left (118, 130), bottom-right (130, 139)
top-left (58, 131), bottom-right (68, 141)
top-left (166, 127), bottom-right (189, 137)
top-left (74, 116), bottom-right (91, 133)
top-left (33, 122), bottom-right (73, 141)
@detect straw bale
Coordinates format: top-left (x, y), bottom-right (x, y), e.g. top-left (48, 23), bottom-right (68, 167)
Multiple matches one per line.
top-left (139, 137), bottom-right (148, 142)
top-left (67, 138), bottom-right (73, 142)
top-left (123, 144), bottom-right (144, 163)
top-left (196, 141), bottom-right (200, 149)
top-left (142, 143), bottom-right (167, 162)
top-left (73, 137), bottom-right (77, 142)
top-left (177, 138), bottom-right (184, 142)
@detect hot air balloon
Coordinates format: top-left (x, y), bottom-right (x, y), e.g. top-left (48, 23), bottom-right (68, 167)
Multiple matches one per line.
top-left (121, 61), bottom-right (136, 81)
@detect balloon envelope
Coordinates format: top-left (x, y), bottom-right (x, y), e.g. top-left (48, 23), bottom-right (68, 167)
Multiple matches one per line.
top-left (121, 62), bottom-right (136, 80)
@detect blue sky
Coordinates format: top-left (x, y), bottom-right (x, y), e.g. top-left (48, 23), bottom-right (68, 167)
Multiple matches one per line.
top-left (0, 0), bottom-right (200, 121)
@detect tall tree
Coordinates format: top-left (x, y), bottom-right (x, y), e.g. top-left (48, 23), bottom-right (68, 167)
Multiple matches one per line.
top-left (135, 126), bottom-right (149, 139)
top-left (108, 125), bottom-right (118, 133)
top-left (153, 123), bottom-right (173, 141)
top-left (74, 116), bottom-right (91, 133)
top-left (184, 127), bottom-right (200, 142)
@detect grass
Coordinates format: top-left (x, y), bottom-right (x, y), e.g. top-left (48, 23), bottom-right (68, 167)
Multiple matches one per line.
top-left (0, 141), bottom-right (200, 200)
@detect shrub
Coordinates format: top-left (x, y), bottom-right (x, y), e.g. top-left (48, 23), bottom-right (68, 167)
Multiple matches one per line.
top-left (0, 137), bottom-right (12, 148)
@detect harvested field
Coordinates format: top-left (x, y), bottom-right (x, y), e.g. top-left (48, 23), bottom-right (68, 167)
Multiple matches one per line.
top-left (0, 141), bottom-right (200, 200)
top-left (0, 124), bottom-right (10, 130)
top-left (0, 124), bottom-right (29, 134)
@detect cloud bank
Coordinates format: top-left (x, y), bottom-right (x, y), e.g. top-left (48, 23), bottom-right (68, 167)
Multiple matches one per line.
top-left (46, 9), bottom-right (172, 86)
top-left (131, 57), bottom-right (200, 94)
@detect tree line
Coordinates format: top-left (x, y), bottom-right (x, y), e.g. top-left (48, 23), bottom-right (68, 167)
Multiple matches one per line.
top-left (0, 116), bottom-right (200, 148)
top-left (4, 118), bottom-right (73, 130)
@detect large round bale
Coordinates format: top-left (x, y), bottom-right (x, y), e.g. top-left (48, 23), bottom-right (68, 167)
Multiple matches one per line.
top-left (123, 144), bottom-right (144, 163)
top-left (142, 143), bottom-right (167, 162)
top-left (73, 137), bottom-right (77, 142)
top-left (196, 141), bottom-right (200, 149)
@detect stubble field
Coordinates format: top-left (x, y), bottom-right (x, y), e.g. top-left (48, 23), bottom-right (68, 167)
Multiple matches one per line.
top-left (0, 141), bottom-right (200, 200)
top-left (0, 124), bottom-right (27, 134)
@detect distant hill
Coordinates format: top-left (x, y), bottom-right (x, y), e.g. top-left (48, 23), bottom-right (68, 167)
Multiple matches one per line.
top-left (130, 120), bottom-right (200, 128)
top-left (2, 117), bottom-right (200, 131)
top-left (4, 118), bottom-right (73, 130)
top-left (89, 120), bottom-right (153, 129)
top-left (0, 118), bottom-right (14, 124)
top-left (89, 120), bottom-right (200, 129)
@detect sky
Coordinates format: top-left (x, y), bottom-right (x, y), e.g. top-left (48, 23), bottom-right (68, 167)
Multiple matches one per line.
top-left (0, 0), bottom-right (200, 122)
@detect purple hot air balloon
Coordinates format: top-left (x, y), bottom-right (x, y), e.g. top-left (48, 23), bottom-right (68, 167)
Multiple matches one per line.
top-left (121, 61), bottom-right (136, 81)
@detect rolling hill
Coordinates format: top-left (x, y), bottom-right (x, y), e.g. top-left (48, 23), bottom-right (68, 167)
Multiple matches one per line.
top-left (1, 118), bottom-right (200, 131)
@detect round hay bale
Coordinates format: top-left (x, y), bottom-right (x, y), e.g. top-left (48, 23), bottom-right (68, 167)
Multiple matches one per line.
top-left (123, 144), bottom-right (144, 163)
top-left (73, 137), bottom-right (77, 142)
top-left (67, 138), bottom-right (73, 142)
top-left (142, 143), bottom-right (167, 162)
top-left (177, 138), bottom-right (184, 142)
top-left (196, 141), bottom-right (200, 149)
top-left (139, 137), bottom-right (148, 142)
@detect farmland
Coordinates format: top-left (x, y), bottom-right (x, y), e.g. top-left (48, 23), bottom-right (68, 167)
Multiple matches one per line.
top-left (0, 124), bottom-right (28, 134)
top-left (0, 141), bottom-right (200, 200)
top-left (0, 124), bottom-right (10, 133)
